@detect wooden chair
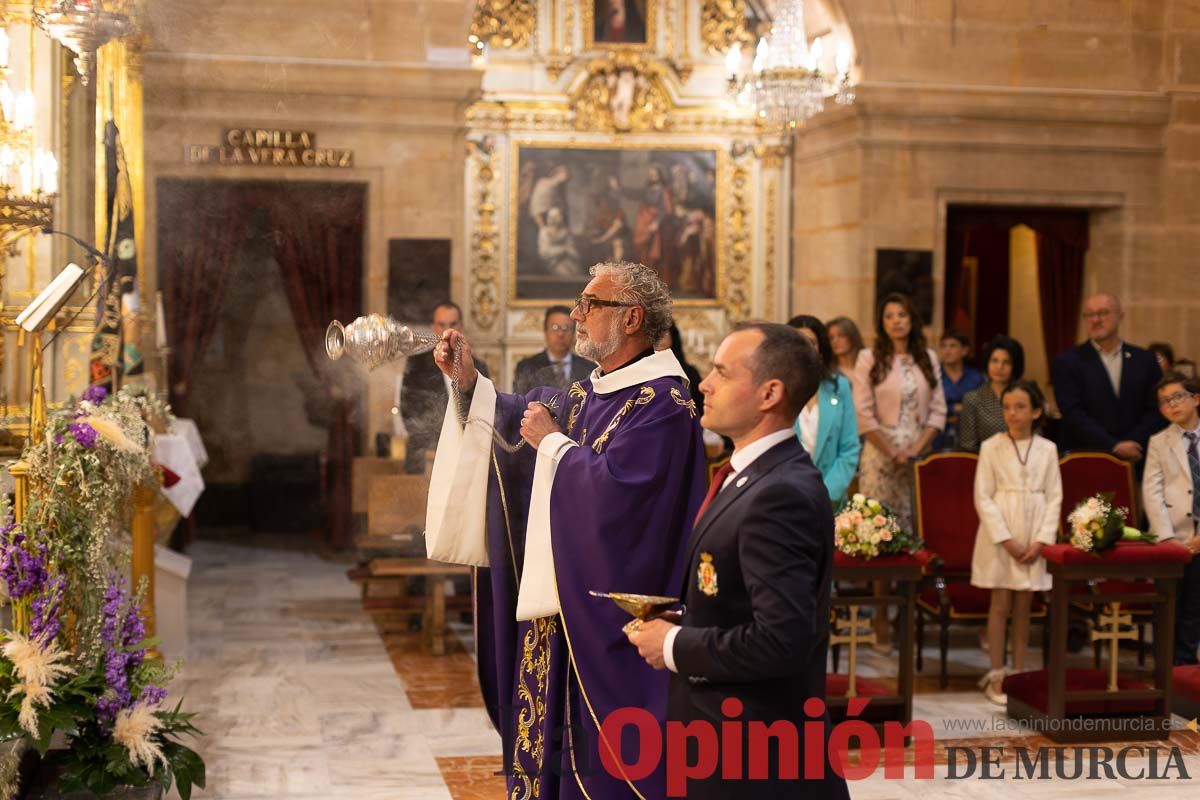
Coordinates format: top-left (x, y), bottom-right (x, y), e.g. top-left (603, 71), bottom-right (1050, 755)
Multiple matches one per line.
top-left (350, 472), bottom-right (432, 612)
top-left (1059, 452), bottom-right (1152, 666)
top-left (368, 558), bottom-right (471, 655)
top-left (912, 452), bottom-right (1047, 687)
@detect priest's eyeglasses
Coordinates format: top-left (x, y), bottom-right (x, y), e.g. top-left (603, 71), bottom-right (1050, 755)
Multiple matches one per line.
top-left (547, 323), bottom-right (574, 333)
top-left (1159, 391), bottom-right (1195, 409)
top-left (574, 296), bottom-right (633, 316)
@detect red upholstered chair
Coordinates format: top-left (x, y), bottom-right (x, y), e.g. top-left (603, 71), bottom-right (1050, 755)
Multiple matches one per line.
top-left (1059, 452), bottom-right (1152, 664)
top-left (1058, 452), bottom-right (1137, 535)
top-left (707, 455), bottom-right (731, 484)
top-left (912, 452), bottom-right (1047, 688)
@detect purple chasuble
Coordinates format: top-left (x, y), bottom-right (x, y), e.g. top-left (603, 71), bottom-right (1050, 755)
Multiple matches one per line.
top-left (474, 369), bottom-right (706, 800)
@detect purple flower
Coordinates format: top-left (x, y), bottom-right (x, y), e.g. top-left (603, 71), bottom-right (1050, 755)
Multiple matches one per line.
top-left (81, 385), bottom-right (108, 405)
top-left (138, 685), bottom-right (167, 707)
top-left (29, 574), bottom-right (65, 645)
top-left (99, 581), bottom-right (124, 646)
top-left (96, 576), bottom-right (154, 725)
top-left (69, 422), bottom-right (98, 448)
top-left (0, 530), bottom-right (48, 600)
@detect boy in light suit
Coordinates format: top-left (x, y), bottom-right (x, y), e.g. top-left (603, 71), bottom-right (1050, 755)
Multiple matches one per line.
top-left (1143, 372), bottom-right (1200, 664)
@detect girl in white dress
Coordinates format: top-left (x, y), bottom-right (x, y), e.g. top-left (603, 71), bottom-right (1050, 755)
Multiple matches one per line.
top-left (970, 380), bottom-right (1062, 706)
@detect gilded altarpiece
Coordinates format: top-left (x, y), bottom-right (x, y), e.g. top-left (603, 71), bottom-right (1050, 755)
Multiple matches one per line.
top-left (0, 10), bottom-right (149, 447)
top-left (465, 0), bottom-right (790, 387)
top-left (0, 18), bottom-right (98, 445)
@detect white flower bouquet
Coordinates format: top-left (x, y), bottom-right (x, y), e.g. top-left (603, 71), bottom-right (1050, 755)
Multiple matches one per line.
top-left (833, 494), bottom-right (921, 560)
top-left (1066, 492), bottom-right (1155, 552)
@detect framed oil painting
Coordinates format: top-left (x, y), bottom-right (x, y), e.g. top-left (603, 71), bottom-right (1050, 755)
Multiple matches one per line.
top-left (584, 0), bottom-right (656, 50)
top-left (510, 143), bottom-right (721, 304)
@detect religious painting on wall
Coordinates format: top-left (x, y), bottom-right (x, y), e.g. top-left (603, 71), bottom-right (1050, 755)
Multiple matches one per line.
top-left (875, 248), bottom-right (935, 325)
top-left (511, 143), bottom-right (721, 303)
top-left (586, 0), bottom-right (656, 49)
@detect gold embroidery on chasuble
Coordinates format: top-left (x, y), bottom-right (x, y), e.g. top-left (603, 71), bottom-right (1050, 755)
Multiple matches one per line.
top-left (590, 387), bottom-right (656, 454)
top-left (565, 383), bottom-right (588, 435)
top-left (512, 616), bottom-right (557, 799)
top-left (670, 387), bottom-right (697, 419)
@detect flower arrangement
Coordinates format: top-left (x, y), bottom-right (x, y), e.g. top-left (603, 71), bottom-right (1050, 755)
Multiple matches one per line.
top-left (0, 387), bottom-right (204, 797)
top-left (834, 493), bottom-right (922, 559)
top-left (1066, 492), bottom-right (1156, 552)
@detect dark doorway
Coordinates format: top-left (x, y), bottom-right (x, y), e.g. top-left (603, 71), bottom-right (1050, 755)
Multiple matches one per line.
top-left (156, 178), bottom-right (366, 547)
top-left (944, 205), bottom-right (1089, 372)
top-left (388, 238), bottom-right (451, 324)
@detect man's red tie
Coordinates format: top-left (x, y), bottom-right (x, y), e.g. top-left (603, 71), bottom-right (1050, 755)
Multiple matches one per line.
top-left (694, 461), bottom-right (735, 528)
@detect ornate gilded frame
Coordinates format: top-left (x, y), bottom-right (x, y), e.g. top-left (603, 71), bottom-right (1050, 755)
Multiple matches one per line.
top-left (582, 0), bottom-right (659, 52)
top-left (507, 139), bottom-right (726, 309)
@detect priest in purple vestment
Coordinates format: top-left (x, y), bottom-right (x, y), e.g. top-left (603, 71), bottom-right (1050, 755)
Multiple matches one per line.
top-left (424, 261), bottom-right (708, 799)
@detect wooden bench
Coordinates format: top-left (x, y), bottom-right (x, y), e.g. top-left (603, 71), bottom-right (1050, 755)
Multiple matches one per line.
top-left (368, 557), bottom-right (471, 656)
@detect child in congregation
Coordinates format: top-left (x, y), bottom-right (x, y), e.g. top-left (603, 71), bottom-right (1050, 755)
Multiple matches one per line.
top-left (971, 380), bottom-right (1062, 705)
top-left (1143, 373), bottom-right (1200, 665)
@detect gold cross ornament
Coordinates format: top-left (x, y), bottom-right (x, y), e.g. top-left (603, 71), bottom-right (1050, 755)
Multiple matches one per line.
top-left (1090, 602), bottom-right (1137, 691)
top-left (830, 605), bottom-right (877, 698)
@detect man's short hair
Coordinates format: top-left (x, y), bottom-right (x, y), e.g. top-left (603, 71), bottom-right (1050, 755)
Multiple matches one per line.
top-left (544, 305), bottom-right (572, 326)
top-left (1156, 371), bottom-right (1200, 397)
top-left (433, 300), bottom-right (462, 318)
top-left (589, 261), bottom-right (673, 345)
top-left (940, 328), bottom-right (971, 348)
top-left (732, 321), bottom-right (821, 419)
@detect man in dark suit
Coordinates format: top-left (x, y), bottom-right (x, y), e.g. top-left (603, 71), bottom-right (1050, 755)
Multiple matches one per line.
top-left (627, 322), bottom-right (849, 800)
top-left (1053, 292), bottom-right (1165, 461)
top-left (399, 301), bottom-right (488, 473)
top-left (512, 305), bottom-right (595, 394)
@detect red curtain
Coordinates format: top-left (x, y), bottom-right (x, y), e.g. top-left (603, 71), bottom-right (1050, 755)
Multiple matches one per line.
top-left (266, 183), bottom-right (365, 549)
top-left (1035, 230), bottom-right (1088, 373)
top-left (944, 206), bottom-right (1088, 369)
top-left (959, 226), bottom-right (1012, 353)
top-left (158, 179), bottom-right (365, 549)
top-left (157, 181), bottom-right (248, 401)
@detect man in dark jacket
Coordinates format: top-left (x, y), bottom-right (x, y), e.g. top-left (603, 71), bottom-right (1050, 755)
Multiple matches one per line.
top-left (627, 322), bottom-right (850, 800)
top-left (399, 301), bottom-right (487, 473)
top-left (1053, 292), bottom-right (1165, 461)
top-left (512, 305), bottom-right (595, 394)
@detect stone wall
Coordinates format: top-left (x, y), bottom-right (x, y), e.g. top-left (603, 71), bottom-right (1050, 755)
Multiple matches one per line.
top-left (796, 0), bottom-right (1200, 364)
top-left (141, 0), bottom-right (481, 444)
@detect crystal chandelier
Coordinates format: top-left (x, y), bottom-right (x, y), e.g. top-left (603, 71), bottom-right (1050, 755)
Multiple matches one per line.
top-left (34, 0), bottom-right (133, 87)
top-left (725, 0), bottom-right (855, 132)
top-left (0, 24), bottom-right (57, 254)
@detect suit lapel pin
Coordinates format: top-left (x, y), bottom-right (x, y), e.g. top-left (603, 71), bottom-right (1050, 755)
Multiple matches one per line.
top-left (1124, 351), bottom-right (1131, 359)
top-left (830, 396), bottom-right (838, 405)
top-left (698, 552), bottom-right (719, 596)
top-left (735, 476), bottom-right (748, 488)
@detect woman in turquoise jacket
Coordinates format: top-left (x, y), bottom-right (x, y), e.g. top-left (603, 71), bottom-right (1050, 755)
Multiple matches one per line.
top-left (788, 315), bottom-right (862, 507)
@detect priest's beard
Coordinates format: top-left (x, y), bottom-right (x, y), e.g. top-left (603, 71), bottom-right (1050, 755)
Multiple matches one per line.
top-left (575, 314), bottom-right (623, 363)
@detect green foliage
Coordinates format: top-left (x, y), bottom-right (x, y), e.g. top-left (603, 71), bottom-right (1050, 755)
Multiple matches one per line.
top-left (0, 388), bottom-right (204, 797)
top-left (53, 704), bottom-right (205, 799)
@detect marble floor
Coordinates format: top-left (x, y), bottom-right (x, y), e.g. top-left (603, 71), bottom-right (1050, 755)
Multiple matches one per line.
top-left (175, 533), bottom-right (1200, 798)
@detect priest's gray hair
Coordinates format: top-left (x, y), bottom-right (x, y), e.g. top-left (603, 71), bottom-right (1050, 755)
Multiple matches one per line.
top-left (589, 261), bottom-right (673, 345)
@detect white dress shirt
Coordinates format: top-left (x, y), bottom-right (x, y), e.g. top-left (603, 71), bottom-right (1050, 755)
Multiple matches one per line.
top-left (1093, 339), bottom-right (1124, 397)
top-left (797, 401), bottom-right (820, 454)
top-left (1183, 423), bottom-right (1200, 457)
top-left (663, 427), bottom-right (798, 672)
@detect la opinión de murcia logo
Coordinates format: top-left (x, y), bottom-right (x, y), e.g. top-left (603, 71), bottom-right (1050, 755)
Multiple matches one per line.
top-left (499, 698), bottom-right (1193, 794)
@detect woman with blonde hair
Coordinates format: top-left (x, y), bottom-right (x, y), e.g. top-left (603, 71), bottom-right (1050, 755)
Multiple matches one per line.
top-left (827, 316), bottom-right (866, 383)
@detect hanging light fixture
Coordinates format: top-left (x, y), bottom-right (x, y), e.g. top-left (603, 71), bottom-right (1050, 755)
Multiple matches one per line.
top-left (34, 0), bottom-right (133, 87)
top-left (724, 0), bottom-right (855, 133)
top-left (0, 19), bottom-right (56, 254)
